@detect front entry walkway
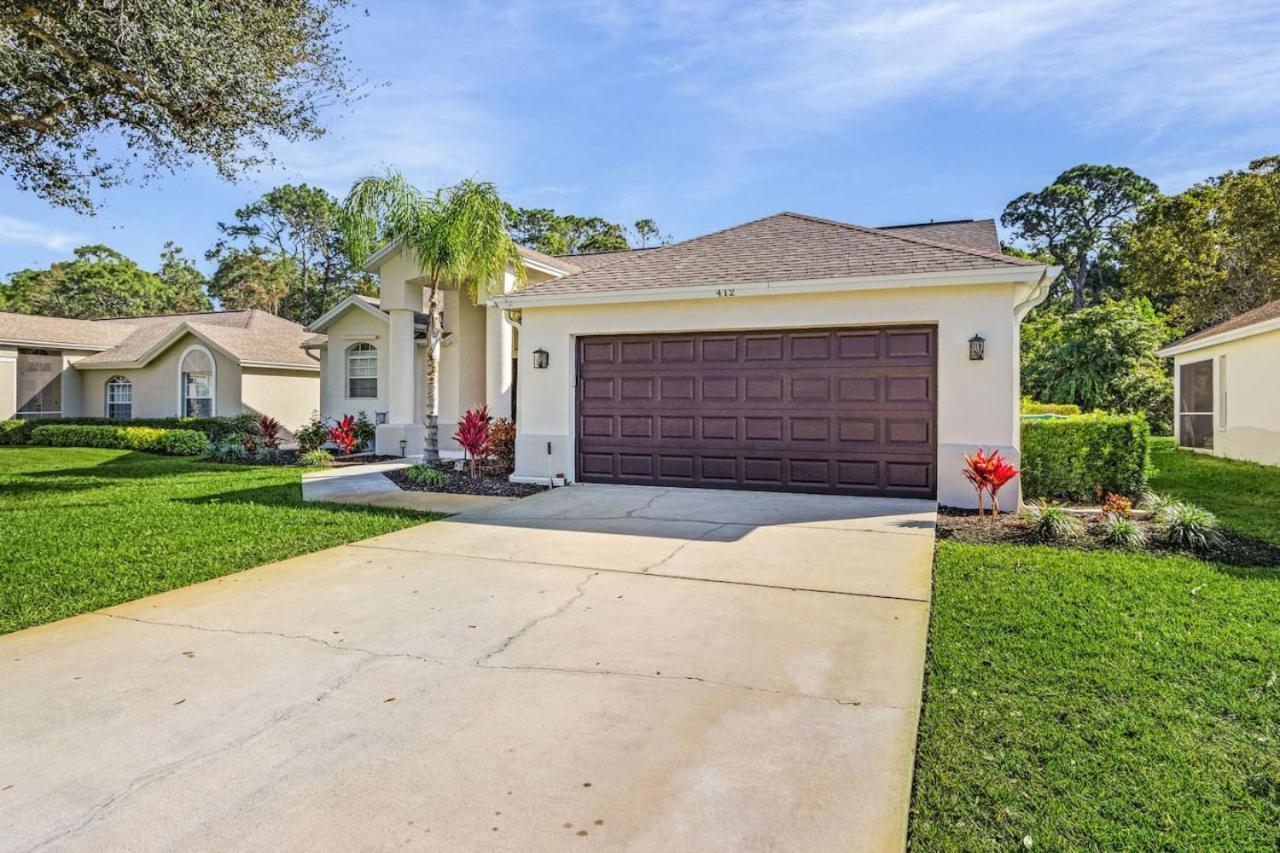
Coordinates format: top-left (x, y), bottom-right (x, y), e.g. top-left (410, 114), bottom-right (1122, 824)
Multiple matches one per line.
top-left (0, 485), bottom-right (935, 851)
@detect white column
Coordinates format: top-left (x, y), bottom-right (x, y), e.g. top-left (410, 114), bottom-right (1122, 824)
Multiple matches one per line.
top-left (375, 306), bottom-right (426, 457)
top-left (387, 308), bottom-right (415, 423)
top-left (485, 269), bottom-right (516, 419)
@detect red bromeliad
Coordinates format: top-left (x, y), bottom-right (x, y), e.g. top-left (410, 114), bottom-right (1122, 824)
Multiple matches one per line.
top-left (963, 447), bottom-right (1020, 516)
top-left (454, 406), bottom-right (492, 477)
top-left (328, 415), bottom-right (359, 455)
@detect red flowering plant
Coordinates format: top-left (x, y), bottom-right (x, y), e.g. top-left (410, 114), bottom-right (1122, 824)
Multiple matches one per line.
top-left (258, 415), bottom-right (283, 450)
top-left (962, 447), bottom-right (1020, 517)
top-left (454, 406), bottom-right (492, 477)
top-left (328, 415), bottom-right (360, 456)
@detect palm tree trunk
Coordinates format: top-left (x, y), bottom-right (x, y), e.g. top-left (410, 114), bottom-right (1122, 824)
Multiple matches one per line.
top-left (422, 286), bottom-right (441, 461)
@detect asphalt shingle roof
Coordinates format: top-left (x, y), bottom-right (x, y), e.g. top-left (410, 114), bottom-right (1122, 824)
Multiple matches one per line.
top-left (0, 309), bottom-right (318, 369)
top-left (1163, 297), bottom-right (1280, 350)
top-left (514, 212), bottom-right (1035, 300)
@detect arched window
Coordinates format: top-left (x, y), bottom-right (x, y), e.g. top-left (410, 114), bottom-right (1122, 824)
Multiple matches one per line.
top-left (179, 345), bottom-right (215, 417)
top-left (346, 343), bottom-right (377, 398)
top-left (105, 376), bottom-right (132, 420)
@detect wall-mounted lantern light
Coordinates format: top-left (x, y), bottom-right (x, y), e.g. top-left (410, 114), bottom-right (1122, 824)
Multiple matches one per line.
top-left (532, 347), bottom-right (550, 369)
top-left (399, 439), bottom-right (407, 457)
top-left (968, 334), bottom-right (986, 361)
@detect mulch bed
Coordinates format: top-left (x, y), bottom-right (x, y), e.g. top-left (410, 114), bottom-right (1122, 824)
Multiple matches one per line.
top-left (385, 464), bottom-right (547, 498)
top-left (936, 506), bottom-right (1280, 567)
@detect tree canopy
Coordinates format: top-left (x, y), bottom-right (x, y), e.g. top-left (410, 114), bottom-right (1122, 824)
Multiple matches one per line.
top-left (505, 206), bottom-right (669, 255)
top-left (1002, 164), bottom-right (1158, 310)
top-left (208, 183), bottom-right (370, 324)
top-left (0, 244), bottom-right (193, 318)
top-left (0, 0), bottom-right (355, 212)
top-left (1021, 298), bottom-right (1173, 433)
top-left (1122, 156), bottom-right (1280, 332)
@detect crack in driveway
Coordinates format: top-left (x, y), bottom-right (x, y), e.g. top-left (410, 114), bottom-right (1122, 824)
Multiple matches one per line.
top-left (473, 572), bottom-right (598, 664)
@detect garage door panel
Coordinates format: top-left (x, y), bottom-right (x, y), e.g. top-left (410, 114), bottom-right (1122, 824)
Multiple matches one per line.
top-left (576, 326), bottom-right (936, 497)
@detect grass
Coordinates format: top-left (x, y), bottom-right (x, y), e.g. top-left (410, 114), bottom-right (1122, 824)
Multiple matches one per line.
top-left (911, 444), bottom-right (1280, 849)
top-left (0, 447), bottom-right (433, 634)
top-left (1149, 436), bottom-right (1280, 545)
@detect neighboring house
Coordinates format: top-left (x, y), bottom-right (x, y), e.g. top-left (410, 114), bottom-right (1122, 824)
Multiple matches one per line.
top-left (354, 213), bottom-right (1058, 507)
top-left (0, 310), bottom-right (320, 430)
top-left (1157, 298), bottom-right (1280, 466)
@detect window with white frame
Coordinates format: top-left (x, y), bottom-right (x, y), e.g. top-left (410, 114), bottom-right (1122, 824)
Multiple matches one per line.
top-left (105, 376), bottom-right (132, 420)
top-left (180, 346), bottom-right (215, 417)
top-left (346, 343), bottom-right (377, 398)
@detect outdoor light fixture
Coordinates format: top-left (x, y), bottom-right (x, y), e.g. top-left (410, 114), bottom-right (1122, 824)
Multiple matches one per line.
top-left (532, 347), bottom-right (550, 369)
top-left (399, 439), bottom-right (407, 457)
top-left (969, 334), bottom-right (986, 361)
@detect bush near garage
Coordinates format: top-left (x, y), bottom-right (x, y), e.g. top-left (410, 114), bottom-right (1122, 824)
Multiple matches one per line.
top-left (1021, 413), bottom-right (1150, 501)
top-left (28, 424), bottom-right (206, 456)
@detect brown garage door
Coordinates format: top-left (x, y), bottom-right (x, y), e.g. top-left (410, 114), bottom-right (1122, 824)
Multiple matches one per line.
top-left (575, 325), bottom-right (937, 497)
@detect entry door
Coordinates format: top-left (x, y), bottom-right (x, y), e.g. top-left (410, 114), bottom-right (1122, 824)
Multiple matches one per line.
top-left (575, 326), bottom-right (937, 497)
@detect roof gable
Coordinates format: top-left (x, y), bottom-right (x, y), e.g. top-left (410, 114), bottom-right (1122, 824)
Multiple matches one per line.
top-left (508, 212), bottom-right (1037, 300)
top-left (1159, 297), bottom-right (1280, 355)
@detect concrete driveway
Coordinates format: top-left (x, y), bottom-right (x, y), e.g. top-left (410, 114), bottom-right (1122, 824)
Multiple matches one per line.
top-left (0, 484), bottom-right (935, 852)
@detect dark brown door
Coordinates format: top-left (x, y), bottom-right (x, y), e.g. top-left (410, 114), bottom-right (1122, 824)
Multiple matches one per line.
top-left (575, 326), bottom-right (936, 497)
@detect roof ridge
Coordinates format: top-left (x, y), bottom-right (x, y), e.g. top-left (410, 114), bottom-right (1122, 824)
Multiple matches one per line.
top-left (780, 212), bottom-right (1031, 266)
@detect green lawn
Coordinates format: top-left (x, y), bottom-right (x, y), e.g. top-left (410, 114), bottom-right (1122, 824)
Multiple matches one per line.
top-left (0, 447), bottom-right (432, 634)
top-left (911, 446), bottom-right (1280, 850)
top-left (1149, 436), bottom-right (1280, 545)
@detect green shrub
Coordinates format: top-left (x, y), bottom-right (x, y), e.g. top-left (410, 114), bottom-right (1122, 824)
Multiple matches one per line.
top-left (403, 463), bottom-right (449, 486)
top-left (1157, 501), bottom-right (1222, 551)
top-left (1021, 398), bottom-right (1082, 416)
top-left (297, 448), bottom-right (334, 468)
top-left (1022, 501), bottom-right (1086, 542)
top-left (1099, 511), bottom-right (1148, 549)
top-left (29, 424), bottom-right (204, 455)
top-left (294, 411), bottom-right (330, 452)
top-left (354, 411), bottom-right (376, 450)
top-left (1021, 413), bottom-right (1150, 501)
top-left (0, 419), bottom-right (32, 445)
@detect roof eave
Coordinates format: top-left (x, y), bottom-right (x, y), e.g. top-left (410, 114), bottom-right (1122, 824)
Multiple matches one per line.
top-left (0, 337), bottom-right (115, 352)
top-left (494, 264), bottom-right (1056, 309)
top-left (307, 295), bottom-right (389, 332)
top-left (1157, 316), bottom-right (1280, 357)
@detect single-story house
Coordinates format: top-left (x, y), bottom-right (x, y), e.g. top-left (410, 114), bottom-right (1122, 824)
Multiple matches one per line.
top-left (0, 309), bottom-right (320, 429)
top-left (1158, 297), bottom-right (1280, 466)
top-left (354, 213), bottom-right (1058, 507)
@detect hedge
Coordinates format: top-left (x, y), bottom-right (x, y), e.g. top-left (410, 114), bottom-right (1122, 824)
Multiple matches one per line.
top-left (28, 424), bottom-right (206, 456)
top-left (1021, 398), bottom-right (1083, 416)
top-left (0, 414), bottom-right (256, 446)
top-left (1021, 413), bottom-right (1150, 501)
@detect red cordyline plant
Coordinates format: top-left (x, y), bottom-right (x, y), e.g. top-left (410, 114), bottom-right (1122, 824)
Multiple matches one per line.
top-left (328, 415), bottom-right (360, 456)
top-left (454, 406), bottom-right (492, 477)
top-left (258, 415), bottom-right (283, 449)
top-left (963, 447), bottom-right (1020, 517)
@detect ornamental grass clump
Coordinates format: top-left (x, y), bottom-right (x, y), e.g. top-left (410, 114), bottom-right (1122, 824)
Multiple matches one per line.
top-left (1099, 511), bottom-right (1148, 550)
top-left (403, 463), bottom-right (448, 486)
top-left (1023, 501), bottom-right (1085, 542)
top-left (297, 449), bottom-right (333, 468)
top-left (1157, 501), bottom-right (1222, 551)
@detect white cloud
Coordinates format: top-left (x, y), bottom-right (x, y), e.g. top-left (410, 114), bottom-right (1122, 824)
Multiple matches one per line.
top-left (0, 215), bottom-right (82, 251)
top-left (557, 0), bottom-right (1280, 138)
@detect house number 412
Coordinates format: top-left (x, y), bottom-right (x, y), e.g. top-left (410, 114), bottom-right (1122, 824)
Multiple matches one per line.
top-left (715, 288), bottom-right (736, 297)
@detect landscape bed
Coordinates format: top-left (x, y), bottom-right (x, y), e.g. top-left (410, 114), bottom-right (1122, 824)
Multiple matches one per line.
top-left (385, 464), bottom-right (547, 498)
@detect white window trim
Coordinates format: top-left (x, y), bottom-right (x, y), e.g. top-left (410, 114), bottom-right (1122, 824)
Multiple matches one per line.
top-left (345, 342), bottom-right (378, 400)
top-left (105, 375), bottom-right (133, 420)
top-left (177, 343), bottom-right (216, 417)
top-left (1218, 354), bottom-right (1228, 430)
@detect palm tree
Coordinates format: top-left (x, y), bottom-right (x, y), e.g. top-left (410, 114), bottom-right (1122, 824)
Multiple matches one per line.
top-left (342, 171), bottom-right (525, 459)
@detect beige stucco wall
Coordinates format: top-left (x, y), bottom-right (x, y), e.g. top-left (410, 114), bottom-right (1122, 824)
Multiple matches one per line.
top-left (0, 345), bottom-right (15, 420)
top-left (240, 367), bottom-right (321, 432)
top-left (437, 290), bottom-right (489, 453)
top-left (511, 282), bottom-right (1029, 507)
top-left (79, 338), bottom-right (240, 419)
top-left (317, 307), bottom-right (397, 423)
top-left (1172, 328), bottom-right (1280, 466)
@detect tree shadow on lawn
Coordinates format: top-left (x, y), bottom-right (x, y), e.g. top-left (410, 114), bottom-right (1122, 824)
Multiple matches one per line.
top-left (176, 482), bottom-right (435, 521)
top-left (15, 451), bottom-right (215, 480)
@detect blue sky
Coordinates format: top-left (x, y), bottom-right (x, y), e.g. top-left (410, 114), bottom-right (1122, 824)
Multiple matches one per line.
top-left (2, 0), bottom-right (1278, 276)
